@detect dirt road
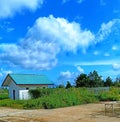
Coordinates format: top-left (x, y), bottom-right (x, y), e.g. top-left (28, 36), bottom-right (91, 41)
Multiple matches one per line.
top-left (0, 103), bottom-right (120, 122)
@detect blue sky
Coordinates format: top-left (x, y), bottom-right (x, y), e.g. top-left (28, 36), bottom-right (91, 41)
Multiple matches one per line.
top-left (0, 0), bottom-right (120, 85)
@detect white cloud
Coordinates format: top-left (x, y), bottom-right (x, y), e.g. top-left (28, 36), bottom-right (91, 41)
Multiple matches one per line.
top-left (93, 51), bottom-right (99, 55)
top-left (0, 41), bottom-right (59, 70)
top-left (6, 27), bottom-right (15, 32)
top-left (0, 15), bottom-right (95, 70)
top-left (96, 19), bottom-right (120, 43)
top-left (74, 59), bottom-right (120, 66)
top-left (28, 15), bottom-right (95, 53)
top-left (58, 66), bottom-right (84, 84)
top-left (59, 71), bottom-right (74, 79)
top-left (62, 0), bottom-right (84, 4)
top-left (0, 0), bottom-right (43, 18)
top-left (0, 68), bottom-right (12, 77)
top-left (1, 16), bottom-right (120, 70)
top-left (58, 70), bottom-right (77, 84)
top-left (77, 66), bottom-right (84, 73)
top-left (96, 20), bottom-right (116, 42)
top-left (112, 63), bottom-right (120, 70)
top-left (112, 45), bottom-right (118, 50)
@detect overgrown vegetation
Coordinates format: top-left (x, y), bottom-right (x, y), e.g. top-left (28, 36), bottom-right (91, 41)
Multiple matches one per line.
top-left (0, 87), bottom-right (120, 109)
top-left (0, 70), bottom-right (120, 109)
top-left (0, 88), bottom-right (9, 100)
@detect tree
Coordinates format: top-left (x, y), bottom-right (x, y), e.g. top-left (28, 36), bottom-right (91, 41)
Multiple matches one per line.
top-left (75, 73), bottom-right (88, 87)
top-left (57, 84), bottom-right (65, 88)
top-left (66, 81), bottom-right (72, 89)
top-left (104, 76), bottom-right (113, 87)
top-left (87, 70), bottom-right (103, 87)
top-left (114, 77), bottom-right (120, 87)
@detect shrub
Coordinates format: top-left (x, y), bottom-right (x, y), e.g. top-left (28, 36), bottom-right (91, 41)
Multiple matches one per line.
top-left (96, 87), bottom-right (120, 101)
top-left (0, 89), bottom-right (9, 100)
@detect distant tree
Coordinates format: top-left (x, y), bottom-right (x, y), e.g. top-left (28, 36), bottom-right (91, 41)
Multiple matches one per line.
top-left (66, 81), bottom-right (72, 89)
top-left (57, 84), bottom-right (65, 88)
top-left (75, 73), bottom-right (88, 87)
top-left (114, 77), bottom-right (120, 87)
top-left (104, 76), bottom-right (113, 87)
top-left (87, 70), bottom-right (103, 87)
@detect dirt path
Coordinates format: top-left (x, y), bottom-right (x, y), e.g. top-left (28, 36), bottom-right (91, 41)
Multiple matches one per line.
top-left (0, 103), bottom-right (120, 122)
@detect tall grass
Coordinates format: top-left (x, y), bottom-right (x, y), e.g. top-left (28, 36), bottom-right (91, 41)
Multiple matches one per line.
top-left (24, 88), bottom-right (98, 109)
top-left (0, 87), bottom-right (119, 109)
top-left (96, 87), bottom-right (120, 101)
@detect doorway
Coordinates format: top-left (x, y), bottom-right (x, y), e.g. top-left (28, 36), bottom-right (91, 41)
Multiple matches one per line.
top-left (13, 90), bottom-right (15, 100)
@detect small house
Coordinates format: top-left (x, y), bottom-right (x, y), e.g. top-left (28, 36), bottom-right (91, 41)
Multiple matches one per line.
top-left (2, 74), bottom-right (53, 100)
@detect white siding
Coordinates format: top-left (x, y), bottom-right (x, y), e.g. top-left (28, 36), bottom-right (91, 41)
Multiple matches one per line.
top-left (9, 81), bottom-right (20, 100)
top-left (19, 90), bottom-right (30, 100)
top-left (9, 81), bottom-right (48, 100)
top-left (9, 80), bottom-right (29, 100)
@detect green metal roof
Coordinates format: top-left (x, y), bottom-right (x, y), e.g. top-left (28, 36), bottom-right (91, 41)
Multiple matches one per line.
top-left (9, 74), bottom-right (53, 85)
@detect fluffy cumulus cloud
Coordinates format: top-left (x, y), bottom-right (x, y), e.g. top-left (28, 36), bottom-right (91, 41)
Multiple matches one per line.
top-left (0, 0), bottom-right (43, 18)
top-left (1, 16), bottom-right (120, 70)
top-left (58, 70), bottom-right (77, 84)
top-left (0, 41), bottom-right (59, 70)
top-left (27, 15), bottom-right (95, 52)
top-left (0, 15), bottom-right (95, 70)
top-left (58, 66), bottom-right (84, 84)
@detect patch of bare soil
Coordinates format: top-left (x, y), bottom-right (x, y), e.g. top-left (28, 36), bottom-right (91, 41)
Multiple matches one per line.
top-left (0, 103), bottom-right (120, 122)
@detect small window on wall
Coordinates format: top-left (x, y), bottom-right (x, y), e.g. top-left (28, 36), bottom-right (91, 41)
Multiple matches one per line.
top-left (26, 87), bottom-right (29, 90)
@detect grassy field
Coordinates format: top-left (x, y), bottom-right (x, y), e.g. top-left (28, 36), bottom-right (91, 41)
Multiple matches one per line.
top-left (0, 87), bottom-right (120, 109)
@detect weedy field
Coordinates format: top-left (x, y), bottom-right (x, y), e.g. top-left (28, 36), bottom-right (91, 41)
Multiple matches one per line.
top-left (0, 87), bottom-right (120, 109)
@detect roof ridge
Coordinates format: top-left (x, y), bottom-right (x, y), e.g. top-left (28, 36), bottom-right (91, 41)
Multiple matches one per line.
top-left (9, 74), bottom-right (46, 76)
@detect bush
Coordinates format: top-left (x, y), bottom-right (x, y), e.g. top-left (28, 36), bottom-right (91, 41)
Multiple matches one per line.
top-left (29, 88), bottom-right (53, 99)
top-left (96, 87), bottom-right (120, 101)
top-left (0, 89), bottom-right (9, 100)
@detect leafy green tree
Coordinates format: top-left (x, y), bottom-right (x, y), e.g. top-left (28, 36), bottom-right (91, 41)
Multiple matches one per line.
top-left (66, 81), bottom-right (72, 89)
top-left (57, 84), bottom-right (65, 88)
top-left (75, 73), bottom-right (88, 87)
top-left (104, 76), bottom-right (113, 87)
top-left (87, 70), bottom-right (103, 87)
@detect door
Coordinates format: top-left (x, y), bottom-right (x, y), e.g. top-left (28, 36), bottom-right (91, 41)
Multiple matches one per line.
top-left (13, 90), bottom-right (15, 100)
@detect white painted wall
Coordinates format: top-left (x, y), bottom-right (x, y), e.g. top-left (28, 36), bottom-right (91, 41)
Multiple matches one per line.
top-left (9, 80), bottom-right (20, 100)
top-left (8, 80), bottom-right (49, 100)
top-left (19, 90), bottom-right (30, 100)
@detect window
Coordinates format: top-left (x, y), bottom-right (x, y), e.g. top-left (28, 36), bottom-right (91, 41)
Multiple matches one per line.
top-left (26, 87), bottom-right (29, 90)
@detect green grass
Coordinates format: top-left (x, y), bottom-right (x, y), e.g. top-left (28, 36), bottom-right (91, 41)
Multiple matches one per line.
top-left (0, 87), bottom-right (120, 109)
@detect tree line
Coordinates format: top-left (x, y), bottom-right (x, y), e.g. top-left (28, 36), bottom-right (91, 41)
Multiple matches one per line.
top-left (59, 70), bottom-right (120, 88)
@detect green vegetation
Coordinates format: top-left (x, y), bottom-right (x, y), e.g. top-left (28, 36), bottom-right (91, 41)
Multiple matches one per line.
top-left (0, 88), bottom-right (9, 100)
top-left (0, 70), bottom-right (120, 109)
top-left (75, 70), bottom-right (120, 87)
top-left (0, 87), bottom-right (120, 109)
